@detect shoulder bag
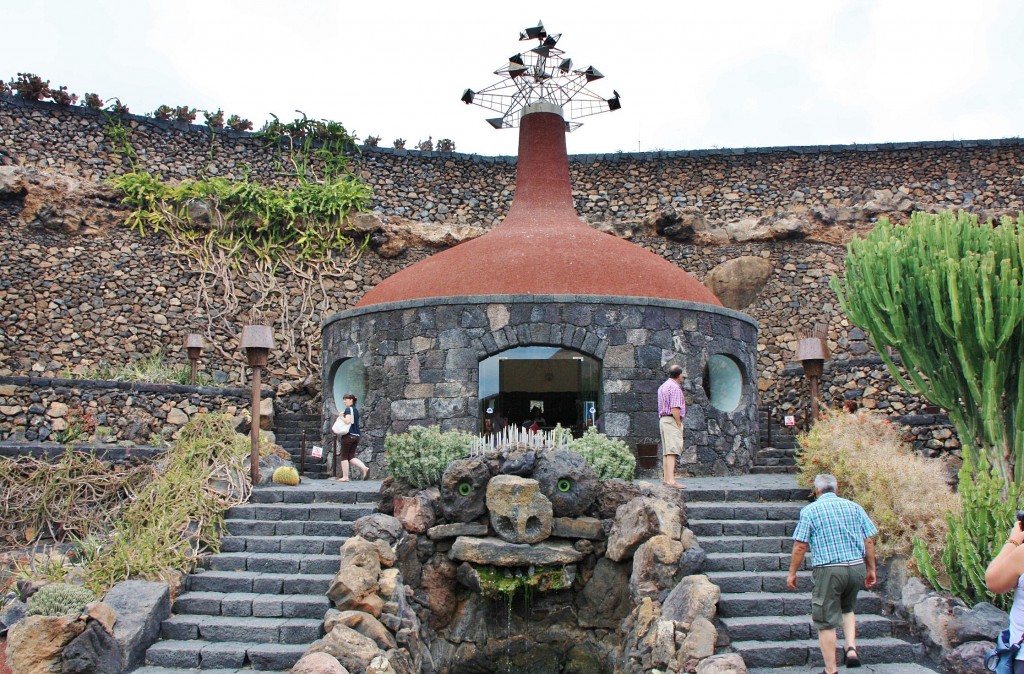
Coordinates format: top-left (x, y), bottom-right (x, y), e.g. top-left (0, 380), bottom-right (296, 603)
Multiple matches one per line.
top-left (332, 410), bottom-right (351, 436)
top-left (985, 628), bottom-right (1024, 674)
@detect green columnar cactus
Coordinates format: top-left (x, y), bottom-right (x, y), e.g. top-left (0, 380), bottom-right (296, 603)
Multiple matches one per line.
top-left (25, 582), bottom-right (97, 617)
top-left (831, 210), bottom-right (1024, 484)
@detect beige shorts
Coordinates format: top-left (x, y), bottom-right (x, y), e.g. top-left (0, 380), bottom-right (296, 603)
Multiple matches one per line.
top-left (659, 415), bottom-right (684, 456)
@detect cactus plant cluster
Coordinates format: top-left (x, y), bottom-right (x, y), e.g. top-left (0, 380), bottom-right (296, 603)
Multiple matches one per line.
top-left (25, 582), bottom-right (96, 617)
top-left (832, 211), bottom-right (1024, 485)
top-left (272, 465), bottom-right (300, 486)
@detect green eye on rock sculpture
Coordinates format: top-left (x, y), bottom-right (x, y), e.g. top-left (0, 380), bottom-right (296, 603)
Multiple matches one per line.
top-left (831, 210), bottom-right (1024, 485)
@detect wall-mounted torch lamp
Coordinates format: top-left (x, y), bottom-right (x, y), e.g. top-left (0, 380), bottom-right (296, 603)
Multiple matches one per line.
top-left (241, 324), bottom-right (274, 485)
top-left (185, 334), bottom-right (204, 386)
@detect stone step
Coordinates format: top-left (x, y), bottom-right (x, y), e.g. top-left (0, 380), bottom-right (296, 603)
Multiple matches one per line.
top-left (200, 552), bottom-right (338, 575)
top-left (683, 485), bottom-right (809, 504)
top-left (226, 503), bottom-right (375, 521)
top-left (751, 457), bottom-right (797, 467)
top-left (220, 535), bottom-right (348, 555)
top-left (160, 615), bottom-right (322, 645)
top-left (748, 663), bottom-right (940, 674)
top-left (756, 448), bottom-right (797, 460)
top-left (732, 636), bottom-right (921, 669)
top-left (706, 570), bottom-right (812, 593)
top-left (688, 519), bottom-right (798, 538)
top-left (704, 551), bottom-right (812, 573)
top-left (686, 502), bottom-right (804, 521)
top-left (146, 639), bottom-right (307, 670)
top-left (720, 613), bottom-right (896, 641)
top-left (700, 535), bottom-right (794, 554)
top-left (174, 591), bottom-right (330, 619)
top-left (717, 591), bottom-right (883, 619)
top-left (249, 483), bottom-right (380, 504)
top-left (750, 466), bottom-right (800, 475)
top-left (225, 519), bottom-right (354, 537)
top-left (186, 571), bottom-right (334, 595)
top-left (134, 668), bottom-right (281, 674)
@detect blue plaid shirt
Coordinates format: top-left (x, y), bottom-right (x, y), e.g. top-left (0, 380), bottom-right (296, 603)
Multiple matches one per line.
top-left (792, 493), bottom-right (878, 567)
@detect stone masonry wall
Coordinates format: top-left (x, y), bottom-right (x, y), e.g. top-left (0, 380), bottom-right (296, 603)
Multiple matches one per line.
top-left (0, 375), bottom-right (271, 444)
top-left (3, 95), bottom-right (1024, 458)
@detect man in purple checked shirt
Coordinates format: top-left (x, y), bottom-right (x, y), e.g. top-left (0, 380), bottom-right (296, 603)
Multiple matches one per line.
top-left (656, 364), bottom-right (687, 488)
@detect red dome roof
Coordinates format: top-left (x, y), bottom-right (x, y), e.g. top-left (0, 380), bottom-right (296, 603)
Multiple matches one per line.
top-left (357, 109), bottom-right (721, 308)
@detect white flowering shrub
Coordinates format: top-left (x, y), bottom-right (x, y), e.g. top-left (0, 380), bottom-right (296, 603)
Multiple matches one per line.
top-left (569, 427), bottom-right (636, 481)
top-left (385, 425), bottom-right (474, 488)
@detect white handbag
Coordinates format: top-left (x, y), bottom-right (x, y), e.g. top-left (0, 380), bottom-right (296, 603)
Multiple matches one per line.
top-left (332, 413), bottom-right (351, 436)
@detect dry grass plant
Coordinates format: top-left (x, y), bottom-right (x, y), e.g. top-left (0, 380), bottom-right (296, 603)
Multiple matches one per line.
top-left (796, 409), bottom-right (958, 561)
top-left (0, 451), bottom-right (151, 549)
top-left (6, 414), bottom-right (267, 595)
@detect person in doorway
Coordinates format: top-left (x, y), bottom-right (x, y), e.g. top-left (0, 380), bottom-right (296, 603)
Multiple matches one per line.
top-left (333, 394), bottom-right (368, 482)
top-left (528, 406), bottom-right (546, 433)
top-left (984, 514), bottom-right (1024, 674)
top-left (787, 474), bottom-right (878, 674)
top-left (657, 364), bottom-right (687, 488)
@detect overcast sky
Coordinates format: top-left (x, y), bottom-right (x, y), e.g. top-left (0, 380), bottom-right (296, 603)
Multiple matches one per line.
top-left (4, 0), bottom-right (1022, 156)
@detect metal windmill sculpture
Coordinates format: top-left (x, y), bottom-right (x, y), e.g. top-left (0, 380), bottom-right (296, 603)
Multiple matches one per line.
top-left (461, 21), bottom-right (621, 131)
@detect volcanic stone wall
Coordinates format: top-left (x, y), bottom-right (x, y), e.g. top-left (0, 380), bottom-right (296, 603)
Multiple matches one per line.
top-left (2, 95), bottom-right (1023, 458)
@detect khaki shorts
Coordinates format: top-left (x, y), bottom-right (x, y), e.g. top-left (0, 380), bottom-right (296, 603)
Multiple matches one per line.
top-left (659, 415), bottom-right (684, 457)
top-left (811, 563), bottom-right (866, 630)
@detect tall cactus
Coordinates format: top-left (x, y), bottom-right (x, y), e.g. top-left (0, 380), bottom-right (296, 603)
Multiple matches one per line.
top-left (831, 211), bottom-right (1024, 485)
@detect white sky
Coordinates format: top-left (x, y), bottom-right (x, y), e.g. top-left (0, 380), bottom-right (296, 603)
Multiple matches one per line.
top-left (4, 0), bottom-right (1023, 156)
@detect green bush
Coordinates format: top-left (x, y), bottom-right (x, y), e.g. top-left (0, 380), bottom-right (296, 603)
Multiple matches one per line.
top-left (385, 426), bottom-right (474, 488)
top-left (796, 410), bottom-right (957, 560)
top-left (26, 582), bottom-right (96, 617)
top-left (569, 427), bottom-right (636, 481)
top-left (914, 454), bottom-right (1023, 612)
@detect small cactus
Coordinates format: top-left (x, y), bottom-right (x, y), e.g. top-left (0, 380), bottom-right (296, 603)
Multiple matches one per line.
top-left (272, 466), bottom-right (300, 486)
top-left (25, 582), bottom-right (96, 617)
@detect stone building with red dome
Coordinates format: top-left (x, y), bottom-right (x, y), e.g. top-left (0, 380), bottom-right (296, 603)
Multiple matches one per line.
top-left (322, 104), bottom-right (758, 476)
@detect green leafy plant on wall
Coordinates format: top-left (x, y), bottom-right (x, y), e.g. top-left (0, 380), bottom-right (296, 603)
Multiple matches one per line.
top-left (385, 426), bottom-right (474, 488)
top-left (831, 211), bottom-right (1024, 485)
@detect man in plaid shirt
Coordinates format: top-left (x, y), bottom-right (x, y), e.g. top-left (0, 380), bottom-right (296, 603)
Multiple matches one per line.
top-left (787, 474), bottom-right (878, 674)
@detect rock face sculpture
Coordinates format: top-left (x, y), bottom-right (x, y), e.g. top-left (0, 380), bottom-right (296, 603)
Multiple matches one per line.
top-left (486, 474), bottom-right (553, 544)
top-left (533, 449), bottom-right (599, 517)
top-left (439, 456), bottom-right (492, 523)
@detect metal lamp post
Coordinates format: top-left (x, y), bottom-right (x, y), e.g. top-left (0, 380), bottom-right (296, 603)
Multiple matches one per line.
top-left (185, 334), bottom-right (204, 386)
top-left (795, 335), bottom-right (830, 422)
top-left (241, 325), bottom-right (275, 485)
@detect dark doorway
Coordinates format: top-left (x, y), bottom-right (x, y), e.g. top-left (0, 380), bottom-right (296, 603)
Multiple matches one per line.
top-left (479, 346), bottom-right (600, 436)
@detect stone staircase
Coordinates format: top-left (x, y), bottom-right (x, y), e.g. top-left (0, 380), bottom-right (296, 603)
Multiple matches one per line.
top-left (753, 410), bottom-right (799, 475)
top-left (685, 475), bottom-right (937, 673)
top-left (135, 480), bottom-right (380, 673)
top-left (274, 413), bottom-right (329, 479)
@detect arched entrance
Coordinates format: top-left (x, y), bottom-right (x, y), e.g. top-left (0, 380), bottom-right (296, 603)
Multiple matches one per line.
top-left (478, 346), bottom-right (601, 436)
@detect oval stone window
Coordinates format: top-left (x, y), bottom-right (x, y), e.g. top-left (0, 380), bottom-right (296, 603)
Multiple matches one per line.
top-left (329, 358), bottom-right (366, 413)
top-left (705, 354), bottom-right (744, 412)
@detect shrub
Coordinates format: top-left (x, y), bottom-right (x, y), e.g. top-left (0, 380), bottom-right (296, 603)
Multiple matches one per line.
top-left (204, 108), bottom-right (225, 129)
top-left (796, 410), bottom-right (957, 560)
top-left (393, 138), bottom-right (406, 149)
top-left (437, 138), bottom-right (455, 153)
top-left (153, 105), bottom-right (173, 120)
top-left (914, 454), bottom-right (1023, 611)
top-left (52, 406), bottom-right (97, 444)
top-left (569, 427), bottom-right (636, 481)
top-left (82, 93), bottom-right (102, 110)
top-left (10, 73), bottom-right (50, 101)
top-left (173, 105), bottom-right (197, 123)
top-left (272, 466), bottom-right (300, 485)
top-left (49, 86), bottom-right (78, 106)
top-left (226, 114), bottom-right (253, 132)
top-left (385, 425), bottom-right (474, 488)
top-left (363, 135), bottom-right (381, 147)
top-left (107, 99), bottom-right (129, 115)
top-left (416, 137), bottom-right (433, 152)
top-left (25, 582), bottom-right (96, 617)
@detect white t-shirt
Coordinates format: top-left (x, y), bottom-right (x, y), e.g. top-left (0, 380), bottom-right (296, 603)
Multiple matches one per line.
top-left (1011, 573), bottom-right (1024, 660)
